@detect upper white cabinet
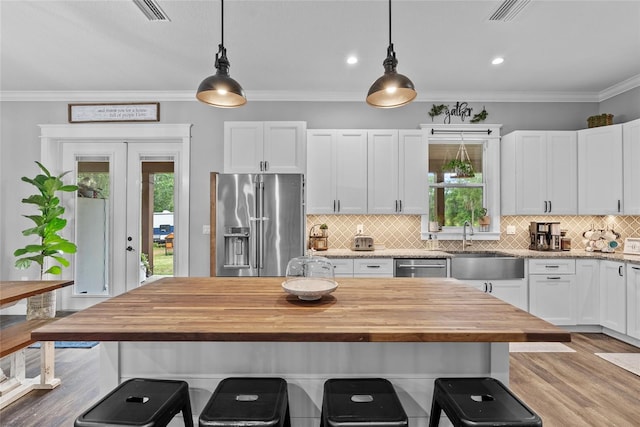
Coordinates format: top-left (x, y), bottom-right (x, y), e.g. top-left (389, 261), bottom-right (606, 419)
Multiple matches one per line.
top-left (623, 118), bottom-right (640, 214)
top-left (577, 124), bottom-right (623, 214)
top-left (224, 121), bottom-right (306, 173)
top-left (600, 260), bottom-right (626, 334)
top-left (367, 130), bottom-right (428, 214)
top-left (626, 263), bottom-right (640, 340)
top-left (501, 131), bottom-right (577, 215)
top-left (306, 130), bottom-right (367, 214)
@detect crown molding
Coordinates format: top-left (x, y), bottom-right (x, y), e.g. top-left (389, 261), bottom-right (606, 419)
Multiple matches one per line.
top-left (598, 73), bottom-right (640, 102)
top-left (0, 88), bottom-right (619, 104)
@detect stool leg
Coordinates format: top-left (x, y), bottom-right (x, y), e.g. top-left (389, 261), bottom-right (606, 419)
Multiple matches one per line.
top-left (428, 395), bottom-right (442, 427)
top-left (182, 398), bottom-right (194, 427)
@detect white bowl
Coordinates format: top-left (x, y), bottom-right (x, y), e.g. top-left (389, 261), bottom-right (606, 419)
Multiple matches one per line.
top-left (282, 278), bottom-right (338, 301)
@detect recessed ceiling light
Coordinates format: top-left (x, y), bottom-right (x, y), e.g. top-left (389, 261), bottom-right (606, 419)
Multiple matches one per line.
top-left (347, 56), bottom-right (358, 65)
top-left (492, 57), bottom-right (505, 65)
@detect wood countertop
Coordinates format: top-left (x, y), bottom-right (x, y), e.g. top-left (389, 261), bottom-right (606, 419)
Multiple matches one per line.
top-left (1, 280), bottom-right (74, 306)
top-left (32, 277), bottom-right (570, 343)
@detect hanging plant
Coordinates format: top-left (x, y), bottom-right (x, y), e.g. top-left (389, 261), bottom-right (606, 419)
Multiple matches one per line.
top-left (428, 104), bottom-right (448, 121)
top-left (441, 142), bottom-right (475, 178)
top-left (470, 106), bottom-right (488, 123)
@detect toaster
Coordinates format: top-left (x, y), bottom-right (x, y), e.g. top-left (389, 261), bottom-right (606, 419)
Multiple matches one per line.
top-left (351, 235), bottom-right (374, 251)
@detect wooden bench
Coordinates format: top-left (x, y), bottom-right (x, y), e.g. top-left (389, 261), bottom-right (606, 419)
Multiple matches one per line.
top-left (0, 280), bottom-right (74, 409)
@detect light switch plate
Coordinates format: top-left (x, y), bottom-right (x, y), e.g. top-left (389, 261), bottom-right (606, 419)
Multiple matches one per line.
top-left (506, 225), bottom-right (516, 235)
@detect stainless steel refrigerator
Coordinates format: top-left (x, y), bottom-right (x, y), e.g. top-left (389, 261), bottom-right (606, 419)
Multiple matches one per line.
top-left (215, 173), bottom-right (305, 276)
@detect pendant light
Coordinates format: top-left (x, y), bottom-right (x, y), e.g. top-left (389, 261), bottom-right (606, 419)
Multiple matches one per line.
top-left (196, 0), bottom-right (246, 108)
top-left (366, 0), bottom-right (417, 108)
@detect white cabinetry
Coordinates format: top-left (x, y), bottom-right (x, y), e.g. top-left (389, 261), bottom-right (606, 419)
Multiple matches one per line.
top-left (577, 124), bottom-right (623, 214)
top-left (331, 259), bottom-right (354, 278)
top-left (576, 259), bottom-right (600, 325)
top-left (529, 259), bottom-right (576, 325)
top-left (625, 263), bottom-right (640, 340)
top-left (367, 130), bottom-right (428, 214)
top-left (224, 121), bottom-right (306, 173)
top-left (623, 118), bottom-right (640, 214)
top-left (465, 279), bottom-right (528, 311)
top-left (306, 130), bottom-right (367, 214)
top-left (600, 260), bottom-right (626, 334)
top-left (501, 131), bottom-right (577, 215)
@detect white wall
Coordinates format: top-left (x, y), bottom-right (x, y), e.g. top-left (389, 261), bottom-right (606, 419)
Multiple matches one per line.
top-left (3, 95), bottom-right (638, 279)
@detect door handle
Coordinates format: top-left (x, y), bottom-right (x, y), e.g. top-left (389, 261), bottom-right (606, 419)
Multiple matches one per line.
top-left (264, 161), bottom-right (269, 171)
top-left (259, 161), bottom-right (264, 171)
top-left (544, 201), bottom-right (548, 213)
top-left (483, 282), bottom-right (488, 292)
top-left (395, 200), bottom-right (398, 212)
top-left (548, 200), bottom-right (552, 213)
top-left (399, 200), bottom-right (402, 212)
top-left (337, 200), bottom-right (340, 212)
top-left (333, 200), bottom-right (336, 212)
top-left (619, 265), bottom-right (623, 276)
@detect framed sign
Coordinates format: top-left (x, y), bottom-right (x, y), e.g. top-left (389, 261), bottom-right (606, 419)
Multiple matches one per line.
top-left (68, 102), bottom-right (160, 123)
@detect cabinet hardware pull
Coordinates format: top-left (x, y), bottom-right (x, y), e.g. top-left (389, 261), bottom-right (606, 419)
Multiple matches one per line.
top-left (548, 200), bottom-right (552, 212)
top-left (619, 265), bottom-right (623, 276)
top-left (265, 161), bottom-right (269, 171)
top-left (633, 267), bottom-right (640, 271)
top-left (337, 200), bottom-right (341, 212)
top-left (259, 161), bottom-right (264, 171)
top-left (395, 200), bottom-right (398, 212)
top-left (483, 282), bottom-right (487, 292)
top-left (399, 200), bottom-right (402, 212)
top-left (547, 276), bottom-right (561, 280)
top-left (545, 265), bottom-right (560, 268)
top-left (488, 282), bottom-right (493, 293)
top-left (333, 200), bottom-right (336, 212)
top-left (618, 199), bottom-right (621, 212)
top-left (366, 265), bottom-right (381, 268)
top-left (544, 201), bottom-right (548, 213)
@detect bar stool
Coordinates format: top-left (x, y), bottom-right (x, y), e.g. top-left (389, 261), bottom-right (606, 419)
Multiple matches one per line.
top-left (321, 378), bottom-right (408, 427)
top-left (199, 377), bottom-right (290, 427)
top-left (75, 378), bottom-right (193, 427)
top-left (429, 377), bottom-right (542, 427)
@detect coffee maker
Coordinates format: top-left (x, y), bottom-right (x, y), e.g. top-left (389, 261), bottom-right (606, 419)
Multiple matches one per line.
top-left (529, 222), bottom-right (562, 251)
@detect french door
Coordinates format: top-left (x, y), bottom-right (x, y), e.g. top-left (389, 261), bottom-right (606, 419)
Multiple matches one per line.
top-left (40, 124), bottom-right (191, 311)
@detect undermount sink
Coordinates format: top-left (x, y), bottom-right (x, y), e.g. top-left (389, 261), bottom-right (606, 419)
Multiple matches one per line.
top-left (448, 252), bottom-right (525, 280)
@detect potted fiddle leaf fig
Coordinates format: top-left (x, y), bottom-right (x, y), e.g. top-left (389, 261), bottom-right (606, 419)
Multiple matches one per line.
top-left (14, 161), bottom-right (78, 319)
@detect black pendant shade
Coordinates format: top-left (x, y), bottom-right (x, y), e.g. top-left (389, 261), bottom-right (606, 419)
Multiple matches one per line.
top-left (196, 0), bottom-right (246, 108)
top-left (366, 0), bottom-right (417, 108)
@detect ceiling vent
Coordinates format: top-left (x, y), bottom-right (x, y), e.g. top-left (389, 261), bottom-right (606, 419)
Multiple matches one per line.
top-left (133, 0), bottom-right (171, 21)
top-left (488, 0), bottom-right (531, 22)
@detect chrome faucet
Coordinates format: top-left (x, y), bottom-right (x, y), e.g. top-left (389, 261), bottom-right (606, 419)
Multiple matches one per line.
top-left (462, 221), bottom-right (474, 250)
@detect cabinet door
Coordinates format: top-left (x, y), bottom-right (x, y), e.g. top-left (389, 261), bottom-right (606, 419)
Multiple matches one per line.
top-left (399, 130), bottom-right (428, 214)
top-left (335, 131), bottom-right (368, 214)
top-left (353, 258), bottom-right (393, 277)
top-left (546, 132), bottom-right (577, 214)
top-left (515, 132), bottom-right (548, 214)
top-left (263, 122), bottom-right (306, 174)
top-left (331, 258), bottom-right (354, 278)
top-left (224, 122), bottom-right (264, 173)
top-left (529, 274), bottom-right (576, 325)
top-left (623, 118), bottom-right (640, 214)
top-left (626, 264), bottom-right (640, 340)
top-left (367, 130), bottom-right (399, 214)
top-left (576, 259), bottom-right (600, 325)
top-left (599, 260), bottom-right (626, 333)
top-left (578, 125), bottom-right (623, 214)
top-left (306, 131), bottom-right (336, 214)
top-left (490, 279), bottom-right (528, 311)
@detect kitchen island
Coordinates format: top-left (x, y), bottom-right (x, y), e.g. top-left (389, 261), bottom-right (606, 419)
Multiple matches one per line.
top-left (33, 277), bottom-right (569, 427)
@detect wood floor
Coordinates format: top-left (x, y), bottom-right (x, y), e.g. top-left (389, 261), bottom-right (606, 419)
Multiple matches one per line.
top-left (0, 333), bottom-right (638, 426)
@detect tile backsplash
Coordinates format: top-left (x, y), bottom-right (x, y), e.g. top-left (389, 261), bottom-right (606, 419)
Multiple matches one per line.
top-left (307, 214), bottom-right (640, 251)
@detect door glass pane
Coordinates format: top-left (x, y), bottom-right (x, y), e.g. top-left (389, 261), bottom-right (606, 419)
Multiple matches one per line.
top-left (428, 143), bottom-right (485, 227)
top-left (75, 159), bottom-right (110, 295)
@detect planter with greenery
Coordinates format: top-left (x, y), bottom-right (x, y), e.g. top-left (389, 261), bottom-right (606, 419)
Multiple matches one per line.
top-left (14, 162), bottom-right (78, 319)
top-left (442, 158), bottom-right (475, 178)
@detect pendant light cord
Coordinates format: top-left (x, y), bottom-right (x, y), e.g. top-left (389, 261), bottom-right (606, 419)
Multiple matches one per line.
top-left (388, 0), bottom-right (392, 46)
top-left (221, 0), bottom-right (224, 48)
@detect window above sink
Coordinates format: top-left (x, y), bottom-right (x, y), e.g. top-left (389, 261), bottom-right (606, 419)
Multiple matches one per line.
top-left (420, 124), bottom-right (502, 241)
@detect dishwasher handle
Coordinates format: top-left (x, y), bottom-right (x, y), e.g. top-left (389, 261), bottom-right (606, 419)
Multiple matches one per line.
top-left (396, 264), bottom-right (446, 269)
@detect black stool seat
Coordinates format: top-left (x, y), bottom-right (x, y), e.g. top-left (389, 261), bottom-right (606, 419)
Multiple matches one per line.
top-left (199, 377), bottom-right (290, 427)
top-left (429, 377), bottom-right (542, 427)
top-left (321, 378), bottom-right (408, 427)
top-left (75, 378), bottom-right (193, 427)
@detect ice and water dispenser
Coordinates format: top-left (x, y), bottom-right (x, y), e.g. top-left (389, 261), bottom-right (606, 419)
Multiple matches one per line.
top-left (224, 227), bottom-right (250, 267)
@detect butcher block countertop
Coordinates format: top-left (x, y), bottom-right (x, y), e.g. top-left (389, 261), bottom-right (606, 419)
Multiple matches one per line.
top-left (32, 277), bottom-right (569, 343)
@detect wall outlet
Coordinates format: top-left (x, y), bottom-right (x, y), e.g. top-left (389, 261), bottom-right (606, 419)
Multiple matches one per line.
top-left (203, 225), bottom-right (211, 235)
top-left (506, 225), bottom-right (516, 235)
top-left (356, 224), bottom-right (364, 234)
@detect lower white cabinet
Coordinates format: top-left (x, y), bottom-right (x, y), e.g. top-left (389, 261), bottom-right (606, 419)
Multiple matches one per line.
top-left (353, 258), bottom-right (393, 277)
top-left (331, 258), bottom-right (354, 278)
top-left (626, 263), bottom-right (640, 340)
top-left (600, 260), bottom-right (626, 334)
top-left (576, 259), bottom-right (600, 325)
top-left (529, 259), bottom-right (576, 325)
top-left (466, 279), bottom-right (528, 311)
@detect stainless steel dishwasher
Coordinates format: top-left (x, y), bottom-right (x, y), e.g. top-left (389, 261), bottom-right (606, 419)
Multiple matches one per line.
top-left (394, 259), bottom-right (447, 277)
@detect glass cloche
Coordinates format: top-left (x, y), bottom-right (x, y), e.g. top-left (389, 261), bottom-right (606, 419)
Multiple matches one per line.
top-left (282, 254), bottom-right (337, 300)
